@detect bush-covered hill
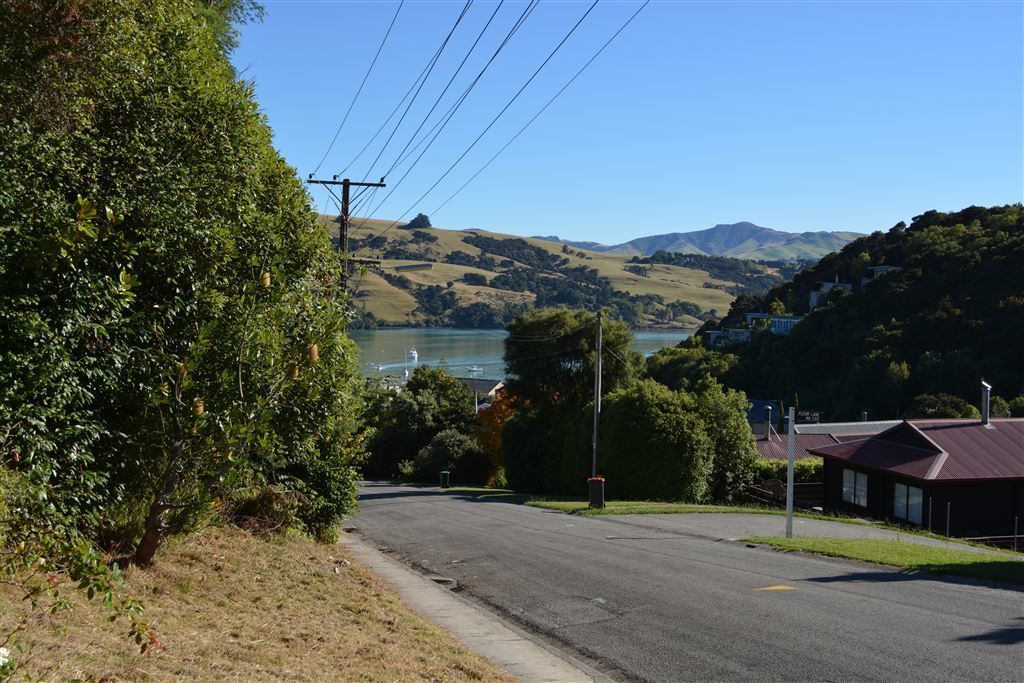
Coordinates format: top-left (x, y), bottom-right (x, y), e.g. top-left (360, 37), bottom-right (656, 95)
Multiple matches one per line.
top-left (328, 216), bottom-right (798, 328)
top-left (704, 205), bottom-right (1024, 419)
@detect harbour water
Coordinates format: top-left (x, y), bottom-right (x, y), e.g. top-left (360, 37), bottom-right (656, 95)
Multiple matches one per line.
top-left (349, 328), bottom-right (692, 381)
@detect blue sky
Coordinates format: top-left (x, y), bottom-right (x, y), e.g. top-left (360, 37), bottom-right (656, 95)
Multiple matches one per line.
top-left (234, 0), bottom-right (1023, 242)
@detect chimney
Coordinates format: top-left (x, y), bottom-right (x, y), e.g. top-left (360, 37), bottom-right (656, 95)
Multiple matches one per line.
top-left (764, 405), bottom-right (773, 441)
top-left (861, 411), bottom-right (868, 422)
top-left (981, 380), bottom-right (992, 425)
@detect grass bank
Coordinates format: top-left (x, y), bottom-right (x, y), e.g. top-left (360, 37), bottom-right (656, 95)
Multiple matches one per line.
top-left (0, 526), bottom-right (510, 681)
top-left (747, 537), bottom-right (1024, 585)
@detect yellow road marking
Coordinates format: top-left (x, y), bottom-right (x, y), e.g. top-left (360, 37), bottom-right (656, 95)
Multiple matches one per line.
top-left (755, 585), bottom-right (797, 591)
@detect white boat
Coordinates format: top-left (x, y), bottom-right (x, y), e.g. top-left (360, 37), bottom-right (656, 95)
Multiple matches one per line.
top-left (408, 348), bottom-right (418, 362)
top-left (467, 365), bottom-right (483, 373)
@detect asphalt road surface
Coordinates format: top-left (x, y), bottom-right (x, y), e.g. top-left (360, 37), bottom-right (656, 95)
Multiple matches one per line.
top-left (350, 483), bottom-right (1023, 682)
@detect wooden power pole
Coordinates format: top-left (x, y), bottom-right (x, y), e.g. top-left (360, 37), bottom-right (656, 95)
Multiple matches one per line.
top-left (307, 176), bottom-right (386, 280)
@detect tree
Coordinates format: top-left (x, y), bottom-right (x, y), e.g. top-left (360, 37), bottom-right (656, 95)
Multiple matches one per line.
top-left (906, 393), bottom-right (981, 419)
top-left (403, 213), bottom-right (432, 230)
top-left (364, 367), bottom-right (474, 478)
top-left (504, 308), bottom-right (640, 412)
top-left (646, 346), bottom-right (738, 391)
top-left (692, 379), bottom-right (758, 502)
top-left (598, 381), bottom-right (713, 501)
top-left (0, 0), bottom-right (364, 568)
top-left (414, 429), bottom-right (489, 485)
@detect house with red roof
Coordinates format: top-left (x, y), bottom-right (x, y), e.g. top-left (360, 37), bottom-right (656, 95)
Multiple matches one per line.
top-left (809, 418), bottom-right (1024, 538)
top-left (753, 420), bottom-right (901, 462)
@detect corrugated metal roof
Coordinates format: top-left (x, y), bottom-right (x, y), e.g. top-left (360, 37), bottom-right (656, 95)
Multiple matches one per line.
top-left (809, 419), bottom-right (1024, 481)
top-left (754, 433), bottom-right (834, 461)
top-left (795, 420), bottom-right (901, 435)
top-left (912, 419), bottom-right (1024, 480)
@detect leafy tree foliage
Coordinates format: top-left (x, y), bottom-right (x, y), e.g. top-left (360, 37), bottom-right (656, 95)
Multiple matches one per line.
top-left (599, 381), bottom-right (713, 501)
top-left (0, 0), bottom-right (363, 574)
top-left (414, 429), bottom-right (490, 485)
top-left (710, 206), bottom-right (1024, 419)
top-left (363, 368), bottom-right (474, 478)
top-left (906, 394), bottom-right (981, 419)
top-left (403, 213), bottom-right (432, 230)
top-left (646, 343), bottom-right (738, 391)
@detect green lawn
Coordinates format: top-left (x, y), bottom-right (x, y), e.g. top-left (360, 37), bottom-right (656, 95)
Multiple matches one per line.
top-left (747, 537), bottom-right (1024, 585)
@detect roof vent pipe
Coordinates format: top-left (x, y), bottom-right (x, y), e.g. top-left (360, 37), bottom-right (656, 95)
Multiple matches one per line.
top-left (981, 380), bottom-right (992, 426)
top-left (764, 405), bottom-right (773, 441)
top-left (861, 411), bottom-right (868, 422)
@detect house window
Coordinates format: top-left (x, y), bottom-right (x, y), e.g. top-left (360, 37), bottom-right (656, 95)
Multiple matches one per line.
top-left (842, 468), bottom-right (868, 507)
top-left (893, 483), bottom-right (923, 525)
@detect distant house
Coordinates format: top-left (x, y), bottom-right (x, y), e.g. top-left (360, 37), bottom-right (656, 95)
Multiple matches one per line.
top-left (809, 418), bottom-right (1024, 538)
top-left (704, 313), bottom-right (803, 349)
top-left (809, 277), bottom-right (853, 310)
top-left (860, 265), bottom-right (902, 289)
top-left (744, 313), bottom-right (805, 336)
top-left (455, 377), bottom-right (504, 410)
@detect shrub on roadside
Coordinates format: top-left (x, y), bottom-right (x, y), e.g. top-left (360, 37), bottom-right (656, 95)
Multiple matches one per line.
top-left (414, 430), bottom-right (490, 486)
top-left (598, 380), bottom-right (714, 502)
top-left (752, 458), bottom-right (823, 484)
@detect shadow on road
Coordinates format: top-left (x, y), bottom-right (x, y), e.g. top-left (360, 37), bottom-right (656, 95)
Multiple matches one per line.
top-left (806, 567), bottom-right (1024, 590)
top-left (957, 618), bottom-right (1024, 645)
top-left (357, 482), bottom-right (529, 505)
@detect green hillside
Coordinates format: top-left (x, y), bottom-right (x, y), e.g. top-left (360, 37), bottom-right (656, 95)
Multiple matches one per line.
top-left (321, 216), bottom-right (776, 328)
top-left (705, 205), bottom-right (1024, 419)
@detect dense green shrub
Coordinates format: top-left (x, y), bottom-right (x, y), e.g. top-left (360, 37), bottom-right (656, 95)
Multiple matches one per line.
top-left (906, 393), bottom-right (981, 419)
top-left (693, 379), bottom-right (759, 502)
top-left (752, 458), bottom-right (823, 484)
top-left (0, 0), bottom-right (363, 569)
top-left (598, 380), bottom-right (713, 501)
top-left (414, 429), bottom-right (490, 486)
top-left (364, 368), bottom-right (475, 479)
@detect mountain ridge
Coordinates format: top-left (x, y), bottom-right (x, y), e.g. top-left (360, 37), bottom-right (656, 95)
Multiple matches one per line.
top-left (533, 222), bottom-right (864, 261)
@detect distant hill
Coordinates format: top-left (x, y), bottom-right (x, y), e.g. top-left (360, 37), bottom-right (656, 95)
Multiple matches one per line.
top-left (534, 222), bottom-right (863, 261)
top-left (321, 216), bottom-right (794, 329)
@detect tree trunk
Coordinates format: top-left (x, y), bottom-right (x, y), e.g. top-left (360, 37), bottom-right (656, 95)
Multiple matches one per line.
top-left (134, 438), bottom-right (183, 566)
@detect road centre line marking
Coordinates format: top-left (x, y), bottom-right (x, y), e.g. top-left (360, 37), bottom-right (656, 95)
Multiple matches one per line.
top-left (755, 585), bottom-right (797, 591)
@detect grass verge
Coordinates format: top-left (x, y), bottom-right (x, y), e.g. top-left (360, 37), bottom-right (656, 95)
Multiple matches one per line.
top-left (0, 526), bottom-right (511, 681)
top-left (746, 536), bottom-right (1024, 585)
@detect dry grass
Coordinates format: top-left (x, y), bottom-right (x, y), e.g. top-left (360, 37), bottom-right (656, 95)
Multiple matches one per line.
top-left (335, 218), bottom-right (735, 325)
top-left (0, 526), bottom-right (512, 682)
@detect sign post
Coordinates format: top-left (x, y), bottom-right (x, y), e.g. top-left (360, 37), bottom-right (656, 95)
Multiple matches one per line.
top-left (786, 407), bottom-right (795, 538)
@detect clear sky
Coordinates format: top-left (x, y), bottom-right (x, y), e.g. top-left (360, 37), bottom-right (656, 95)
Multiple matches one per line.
top-left (233, 0), bottom-right (1024, 242)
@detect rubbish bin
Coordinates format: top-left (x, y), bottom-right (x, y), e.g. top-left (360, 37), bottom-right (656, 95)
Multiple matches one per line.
top-left (440, 470), bottom-right (450, 489)
top-left (588, 477), bottom-right (605, 509)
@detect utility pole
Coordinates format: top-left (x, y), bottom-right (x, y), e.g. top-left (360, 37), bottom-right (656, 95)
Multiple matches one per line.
top-left (588, 310), bottom-right (605, 509)
top-left (307, 176), bottom-right (386, 281)
top-left (591, 311), bottom-right (602, 478)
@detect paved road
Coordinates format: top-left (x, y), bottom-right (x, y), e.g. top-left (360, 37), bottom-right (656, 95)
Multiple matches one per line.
top-left (350, 483), bottom-right (1024, 682)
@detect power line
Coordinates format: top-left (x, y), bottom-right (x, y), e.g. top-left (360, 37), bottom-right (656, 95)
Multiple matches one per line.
top-left (311, 0), bottom-right (404, 176)
top-left (365, 0), bottom-right (601, 243)
top-left (358, 0), bottom-right (474, 183)
top-left (353, 0), bottom-right (539, 234)
top-left (334, 2), bottom-right (469, 178)
top-left (432, 0), bottom-right (651, 217)
top-left (378, 0), bottom-right (506, 182)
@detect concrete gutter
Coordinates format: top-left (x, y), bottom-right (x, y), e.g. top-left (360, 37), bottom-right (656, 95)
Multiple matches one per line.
top-left (339, 531), bottom-right (607, 683)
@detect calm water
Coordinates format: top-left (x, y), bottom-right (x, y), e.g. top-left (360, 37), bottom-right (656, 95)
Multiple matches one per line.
top-left (348, 328), bottom-right (692, 381)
